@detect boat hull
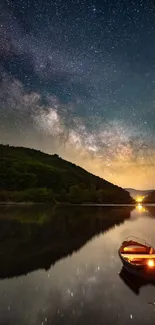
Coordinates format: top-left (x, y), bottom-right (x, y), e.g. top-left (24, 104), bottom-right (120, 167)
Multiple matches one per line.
top-left (118, 249), bottom-right (155, 279)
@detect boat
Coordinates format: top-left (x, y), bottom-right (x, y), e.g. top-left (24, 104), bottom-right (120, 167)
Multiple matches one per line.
top-left (118, 236), bottom-right (155, 278)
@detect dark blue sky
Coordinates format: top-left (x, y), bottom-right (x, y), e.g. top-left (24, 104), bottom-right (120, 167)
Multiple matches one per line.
top-left (1, 0), bottom-right (155, 188)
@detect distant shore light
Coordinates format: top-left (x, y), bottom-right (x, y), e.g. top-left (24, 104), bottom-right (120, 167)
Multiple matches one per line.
top-left (136, 196), bottom-right (145, 203)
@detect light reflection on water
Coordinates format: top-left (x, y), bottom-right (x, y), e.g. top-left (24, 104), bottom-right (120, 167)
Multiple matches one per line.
top-left (0, 205), bottom-right (155, 325)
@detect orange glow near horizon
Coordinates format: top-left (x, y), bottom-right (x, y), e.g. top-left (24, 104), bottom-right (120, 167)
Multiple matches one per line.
top-left (136, 196), bottom-right (145, 203)
top-left (136, 203), bottom-right (147, 213)
top-left (136, 203), bottom-right (143, 212)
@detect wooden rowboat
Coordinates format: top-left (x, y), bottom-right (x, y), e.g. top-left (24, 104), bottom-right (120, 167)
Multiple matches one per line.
top-left (118, 236), bottom-right (155, 278)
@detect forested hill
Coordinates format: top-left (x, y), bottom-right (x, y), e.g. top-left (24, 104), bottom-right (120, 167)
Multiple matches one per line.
top-left (143, 191), bottom-right (155, 203)
top-left (0, 145), bottom-right (133, 204)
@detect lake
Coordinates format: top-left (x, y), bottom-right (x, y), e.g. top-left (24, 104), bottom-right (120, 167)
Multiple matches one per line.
top-left (0, 204), bottom-right (155, 325)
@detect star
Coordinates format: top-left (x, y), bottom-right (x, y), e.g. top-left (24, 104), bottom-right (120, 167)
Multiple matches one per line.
top-left (1, 0), bottom-right (155, 189)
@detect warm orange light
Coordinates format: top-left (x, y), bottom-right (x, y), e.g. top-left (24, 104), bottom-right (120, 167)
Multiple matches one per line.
top-left (147, 259), bottom-right (154, 268)
top-left (136, 203), bottom-right (143, 211)
top-left (136, 203), bottom-right (147, 212)
top-left (136, 196), bottom-right (144, 203)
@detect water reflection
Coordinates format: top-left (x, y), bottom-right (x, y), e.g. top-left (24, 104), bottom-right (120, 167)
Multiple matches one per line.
top-left (136, 203), bottom-right (147, 213)
top-left (0, 205), bottom-right (133, 279)
top-left (119, 267), bottom-right (155, 295)
top-left (0, 205), bottom-right (155, 325)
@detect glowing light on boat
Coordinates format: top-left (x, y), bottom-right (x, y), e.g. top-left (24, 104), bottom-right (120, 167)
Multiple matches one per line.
top-left (147, 259), bottom-right (154, 268)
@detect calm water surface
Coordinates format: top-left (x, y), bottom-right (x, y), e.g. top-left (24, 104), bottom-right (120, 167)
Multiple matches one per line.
top-left (0, 204), bottom-right (155, 325)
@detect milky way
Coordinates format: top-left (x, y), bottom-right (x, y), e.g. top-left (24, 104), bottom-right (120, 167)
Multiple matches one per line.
top-left (1, 0), bottom-right (155, 189)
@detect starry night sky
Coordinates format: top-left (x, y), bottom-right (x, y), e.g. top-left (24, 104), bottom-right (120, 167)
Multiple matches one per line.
top-left (1, 0), bottom-right (155, 189)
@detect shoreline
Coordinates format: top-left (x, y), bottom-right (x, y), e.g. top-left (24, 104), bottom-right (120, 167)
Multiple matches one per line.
top-left (0, 202), bottom-right (155, 206)
top-left (0, 201), bottom-right (38, 205)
